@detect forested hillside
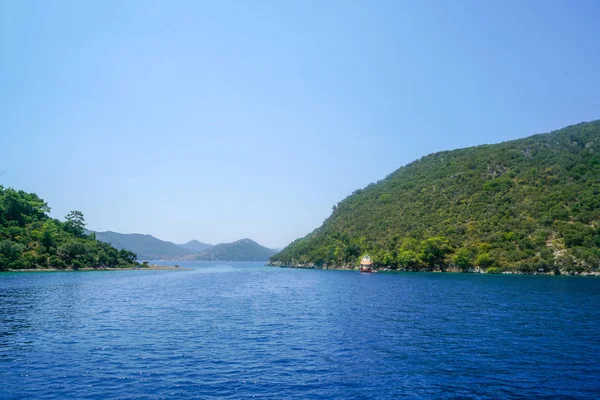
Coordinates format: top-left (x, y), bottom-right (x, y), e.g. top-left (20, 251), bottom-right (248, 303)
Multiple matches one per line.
top-left (0, 187), bottom-right (137, 270)
top-left (271, 121), bottom-right (600, 273)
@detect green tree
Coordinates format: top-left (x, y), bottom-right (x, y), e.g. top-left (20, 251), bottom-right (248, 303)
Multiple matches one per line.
top-left (397, 250), bottom-right (420, 269)
top-left (0, 187), bottom-right (50, 226)
top-left (119, 249), bottom-right (137, 264)
top-left (476, 253), bottom-right (495, 268)
top-left (65, 210), bottom-right (86, 237)
top-left (41, 220), bottom-right (59, 248)
top-left (420, 237), bottom-right (451, 267)
top-left (452, 248), bottom-right (473, 271)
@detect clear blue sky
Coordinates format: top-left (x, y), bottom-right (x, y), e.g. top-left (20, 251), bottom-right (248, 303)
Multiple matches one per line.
top-left (1, 0), bottom-right (599, 248)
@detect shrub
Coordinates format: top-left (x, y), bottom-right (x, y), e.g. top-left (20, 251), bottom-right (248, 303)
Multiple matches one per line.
top-left (476, 253), bottom-right (495, 268)
top-left (49, 255), bottom-right (66, 269)
top-left (71, 259), bottom-right (83, 270)
top-left (397, 250), bottom-right (420, 269)
top-left (452, 248), bottom-right (473, 271)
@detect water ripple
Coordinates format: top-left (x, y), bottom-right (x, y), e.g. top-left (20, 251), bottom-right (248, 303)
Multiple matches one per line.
top-left (0, 265), bottom-right (599, 399)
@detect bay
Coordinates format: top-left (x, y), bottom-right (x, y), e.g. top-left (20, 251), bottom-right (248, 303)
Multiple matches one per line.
top-left (1, 262), bottom-right (599, 399)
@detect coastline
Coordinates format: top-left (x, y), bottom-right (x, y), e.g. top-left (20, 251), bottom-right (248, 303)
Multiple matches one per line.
top-left (3, 265), bottom-right (192, 273)
top-left (268, 262), bottom-right (600, 276)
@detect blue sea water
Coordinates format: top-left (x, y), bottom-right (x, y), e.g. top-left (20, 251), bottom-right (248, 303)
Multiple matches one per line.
top-left (1, 262), bottom-right (599, 399)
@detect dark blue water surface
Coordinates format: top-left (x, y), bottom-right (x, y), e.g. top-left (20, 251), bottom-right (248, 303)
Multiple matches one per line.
top-left (1, 262), bottom-right (599, 399)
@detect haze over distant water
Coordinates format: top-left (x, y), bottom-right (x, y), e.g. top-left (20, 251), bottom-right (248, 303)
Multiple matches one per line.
top-left (1, 264), bottom-right (599, 398)
top-left (2, 1), bottom-right (600, 248)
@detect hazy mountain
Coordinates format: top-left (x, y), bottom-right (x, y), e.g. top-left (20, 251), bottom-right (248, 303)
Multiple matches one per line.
top-left (192, 238), bottom-right (277, 261)
top-left (94, 231), bottom-right (192, 260)
top-left (178, 240), bottom-right (213, 252)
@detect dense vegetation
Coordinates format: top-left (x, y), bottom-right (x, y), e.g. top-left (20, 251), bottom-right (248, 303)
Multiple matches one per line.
top-left (271, 121), bottom-right (600, 274)
top-left (0, 187), bottom-right (137, 270)
top-left (191, 238), bottom-right (277, 261)
top-left (94, 230), bottom-right (195, 259)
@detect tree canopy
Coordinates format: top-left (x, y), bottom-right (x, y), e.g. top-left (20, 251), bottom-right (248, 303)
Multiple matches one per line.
top-left (0, 187), bottom-right (137, 270)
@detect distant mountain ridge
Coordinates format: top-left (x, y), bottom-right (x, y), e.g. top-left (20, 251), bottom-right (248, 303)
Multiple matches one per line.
top-left (190, 238), bottom-right (277, 261)
top-left (94, 231), bottom-right (192, 260)
top-left (93, 230), bottom-right (277, 261)
top-left (178, 240), bottom-right (213, 252)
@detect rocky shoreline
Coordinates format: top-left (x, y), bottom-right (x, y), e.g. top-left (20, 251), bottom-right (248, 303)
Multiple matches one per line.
top-left (267, 262), bottom-right (600, 276)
